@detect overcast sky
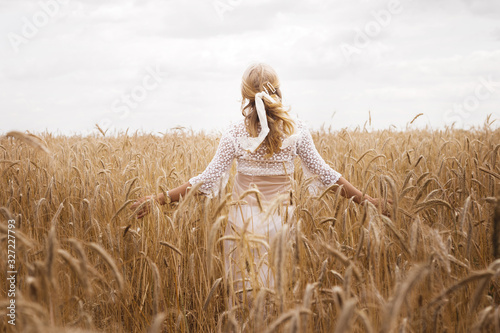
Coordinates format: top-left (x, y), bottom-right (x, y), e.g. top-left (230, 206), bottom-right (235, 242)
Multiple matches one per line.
top-left (1, 0), bottom-right (499, 135)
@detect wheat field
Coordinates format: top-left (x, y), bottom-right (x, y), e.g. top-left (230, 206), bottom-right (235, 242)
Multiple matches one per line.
top-left (1, 120), bottom-right (499, 332)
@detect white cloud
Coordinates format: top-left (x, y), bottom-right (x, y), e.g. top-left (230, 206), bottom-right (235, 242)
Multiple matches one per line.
top-left (0, 0), bottom-right (498, 134)
top-left (462, 0), bottom-right (500, 18)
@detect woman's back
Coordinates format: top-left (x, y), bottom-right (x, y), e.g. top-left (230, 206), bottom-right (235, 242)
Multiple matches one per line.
top-left (188, 115), bottom-right (342, 198)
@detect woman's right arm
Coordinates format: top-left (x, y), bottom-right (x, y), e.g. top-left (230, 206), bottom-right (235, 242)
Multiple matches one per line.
top-left (296, 121), bottom-right (342, 191)
top-left (296, 121), bottom-right (391, 215)
top-left (335, 177), bottom-right (373, 204)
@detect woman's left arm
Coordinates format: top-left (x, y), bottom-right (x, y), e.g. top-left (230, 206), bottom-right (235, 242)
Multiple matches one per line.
top-left (130, 125), bottom-right (236, 219)
top-left (130, 181), bottom-right (193, 219)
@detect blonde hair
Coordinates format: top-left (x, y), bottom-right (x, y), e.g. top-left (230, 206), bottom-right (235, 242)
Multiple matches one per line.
top-left (241, 63), bottom-right (296, 157)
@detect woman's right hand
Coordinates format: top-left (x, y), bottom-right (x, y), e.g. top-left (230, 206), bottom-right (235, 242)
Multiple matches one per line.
top-left (368, 197), bottom-right (393, 217)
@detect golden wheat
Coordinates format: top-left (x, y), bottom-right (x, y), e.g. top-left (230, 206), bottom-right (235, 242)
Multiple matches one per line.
top-left (0, 124), bottom-right (499, 332)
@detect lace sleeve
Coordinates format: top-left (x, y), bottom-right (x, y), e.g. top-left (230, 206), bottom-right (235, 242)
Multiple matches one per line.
top-left (297, 123), bottom-right (341, 195)
top-left (188, 125), bottom-right (236, 198)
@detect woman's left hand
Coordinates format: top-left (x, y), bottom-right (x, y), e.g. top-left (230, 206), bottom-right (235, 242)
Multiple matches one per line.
top-left (130, 195), bottom-right (155, 219)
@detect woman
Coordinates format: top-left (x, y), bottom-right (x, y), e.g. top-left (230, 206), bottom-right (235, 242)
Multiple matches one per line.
top-left (131, 63), bottom-right (389, 303)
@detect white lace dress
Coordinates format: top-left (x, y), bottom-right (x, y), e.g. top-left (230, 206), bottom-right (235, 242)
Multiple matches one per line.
top-left (188, 115), bottom-right (341, 198)
top-left (188, 114), bottom-right (342, 295)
